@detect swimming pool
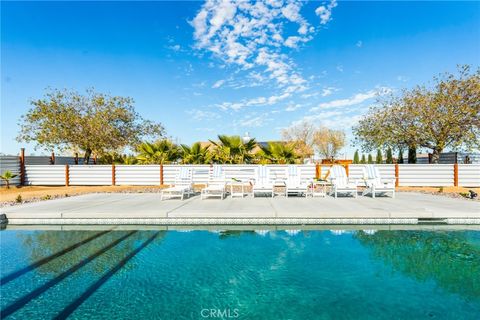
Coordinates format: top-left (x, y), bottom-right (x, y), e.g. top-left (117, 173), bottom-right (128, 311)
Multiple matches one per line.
top-left (1, 228), bottom-right (479, 319)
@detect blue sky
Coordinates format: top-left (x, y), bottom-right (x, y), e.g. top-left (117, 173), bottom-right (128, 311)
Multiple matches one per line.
top-left (2, 0), bottom-right (479, 157)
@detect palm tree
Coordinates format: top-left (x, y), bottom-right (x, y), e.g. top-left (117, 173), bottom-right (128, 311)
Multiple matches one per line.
top-left (180, 142), bottom-right (212, 164)
top-left (136, 140), bottom-right (181, 164)
top-left (1, 170), bottom-right (17, 189)
top-left (258, 142), bottom-right (298, 164)
top-left (209, 135), bottom-right (257, 164)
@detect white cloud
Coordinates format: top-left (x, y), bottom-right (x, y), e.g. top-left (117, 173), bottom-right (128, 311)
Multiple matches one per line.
top-left (336, 64), bottom-right (344, 72)
top-left (310, 87), bottom-right (391, 111)
top-left (191, 0), bottom-right (337, 97)
top-left (187, 109), bottom-right (221, 121)
top-left (285, 103), bottom-right (303, 112)
top-left (356, 40), bottom-right (363, 48)
top-left (321, 87), bottom-right (338, 97)
top-left (237, 113), bottom-right (273, 127)
top-left (315, 0), bottom-right (337, 25)
top-left (217, 92), bottom-right (291, 111)
top-left (397, 75), bottom-right (409, 82)
top-left (300, 87), bottom-right (338, 99)
top-left (212, 79), bottom-right (226, 88)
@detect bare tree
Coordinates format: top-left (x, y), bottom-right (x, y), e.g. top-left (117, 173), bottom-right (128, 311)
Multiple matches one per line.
top-left (312, 127), bottom-right (346, 161)
top-left (281, 120), bottom-right (315, 159)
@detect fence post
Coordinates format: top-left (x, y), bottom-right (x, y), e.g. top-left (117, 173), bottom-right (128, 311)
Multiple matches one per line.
top-left (345, 164), bottom-right (349, 177)
top-left (160, 164), bottom-right (164, 185)
top-left (19, 148), bottom-right (25, 186)
top-left (112, 164), bottom-right (116, 186)
top-left (454, 163), bottom-right (459, 187)
top-left (315, 163), bottom-right (320, 179)
top-left (74, 153), bottom-right (79, 165)
top-left (65, 165), bottom-right (70, 187)
top-left (395, 163), bottom-right (399, 187)
top-left (50, 152), bottom-right (55, 165)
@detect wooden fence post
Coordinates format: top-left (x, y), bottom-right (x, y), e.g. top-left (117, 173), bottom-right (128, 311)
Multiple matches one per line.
top-left (74, 153), bottom-right (79, 165)
top-left (20, 148), bottom-right (25, 186)
top-left (315, 163), bottom-right (320, 179)
top-left (345, 164), bottom-right (349, 177)
top-left (160, 164), bottom-right (164, 185)
top-left (395, 163), bottom-right (399, 187)
top-left (112, 164), bottom-right (116, 186)
top-left (50, 152), bottom-right (55, 165)
top-left (454, 163), bottom-right (459, 187)
top-left (65, 165), bottom-right (70, 187)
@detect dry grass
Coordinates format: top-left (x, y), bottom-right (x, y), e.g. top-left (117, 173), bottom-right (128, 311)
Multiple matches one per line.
top-left (397, 186), bottom-right (479, 200)
top-left (0, 185), bottom-right (167, 203)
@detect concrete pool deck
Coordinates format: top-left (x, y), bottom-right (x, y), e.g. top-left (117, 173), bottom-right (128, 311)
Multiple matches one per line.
top-left (1, 192), bottom-right (479, 225)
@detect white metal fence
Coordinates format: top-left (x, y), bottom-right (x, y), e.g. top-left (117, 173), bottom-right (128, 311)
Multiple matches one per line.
top-left (25, 165), bottom-right (65, 186)
top-left (458, 164), bottom-right (480, 187)
top-left (7, 164), bottom-right (478, 187)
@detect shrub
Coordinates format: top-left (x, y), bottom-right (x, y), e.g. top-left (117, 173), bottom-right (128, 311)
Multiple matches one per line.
top-left (15, 194), bottom-right (22, 203)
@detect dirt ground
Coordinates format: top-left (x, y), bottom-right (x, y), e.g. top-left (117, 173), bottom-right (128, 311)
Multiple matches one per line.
top-left (1, 185), bottom-right (479, 206)
top-left (0, 185), bottom-right (167, 204)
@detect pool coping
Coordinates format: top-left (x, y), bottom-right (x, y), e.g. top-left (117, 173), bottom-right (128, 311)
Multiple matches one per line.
top-left (4, 217), bottom-right (480, 225)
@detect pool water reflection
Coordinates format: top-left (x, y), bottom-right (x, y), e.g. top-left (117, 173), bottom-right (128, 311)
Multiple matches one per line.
top-left (1, 228), bottom-right (479, 319)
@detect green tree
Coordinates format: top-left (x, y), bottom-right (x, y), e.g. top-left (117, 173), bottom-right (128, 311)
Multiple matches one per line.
top-left (356, 231), bottom-right (480, 299)
top-left (17, 88), bottom-right (164, 164)
top-left (367, 154), bottom-right (373, 164)
top-left (360, 154), bottom-right (366, 164)
top-left (353, 150), bottom-right (360, 164)
top-left (258, 142), bottom-right (298, 164)
top-left (353, 66), bottom-right (480, 163)
top-left (136, 140), bottom-right (181, 164)
top-left (397, 149), bottom-right (404, 164)
top-left (98, 152), bottom-right (138, 165)
top-left (180, 142), bottom-right (212, 164)
top-left (386, 147), bottom-right (393, 164)
top-left (209, 135), bottom-right (257, 164)
top-left (376, 149), bottom-right (383, 164)
top-left (0, 170), bottom-right (17, 188)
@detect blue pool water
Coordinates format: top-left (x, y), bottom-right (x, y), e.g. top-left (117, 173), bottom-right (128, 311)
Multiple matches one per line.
top-left (1, 228), bottom-right (479, 319)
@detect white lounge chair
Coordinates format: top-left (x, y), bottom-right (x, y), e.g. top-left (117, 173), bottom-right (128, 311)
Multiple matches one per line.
top-left (285, 165), bottom-right (309, 197)
top-left (252, 166), bottom-right (274, 197)
top-left (328, 165), bottom-right (358, 198)
top-left (161, 167), bottom-right (194, 200)
top-left (361, 165), bottom-right (395, 198)
top-left (201, 166), bottom-right (226, 200)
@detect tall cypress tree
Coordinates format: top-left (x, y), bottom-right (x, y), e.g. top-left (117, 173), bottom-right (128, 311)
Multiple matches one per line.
top-left (376, 149), bottom-right (383, 164)
top-left (361, 154), bottom-right (366, 164)
top-left (408, 146), bottom-right (417, 164)
top-left (353, 150), bottom-right (360, 164)
top-left (367, 154), bottom-right (373, 164)
top-left (398, 149), bottom-right (404, 164)
top-left (386, 147), bottom-right (393, 164)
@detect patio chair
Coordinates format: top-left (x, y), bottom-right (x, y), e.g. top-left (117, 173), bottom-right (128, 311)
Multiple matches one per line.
top-left (328, 165), bottom-right (358, 198)
top-left (361, 165), bottom-right (395, 198)
top-left (160, 167), bottom-right (194, 200)
top-left (201, 166), bottom-right (226, 200)
top-left (285, 165), bottom-right (310, 197)
top-left (252, 166), bottom-right (274, 197)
